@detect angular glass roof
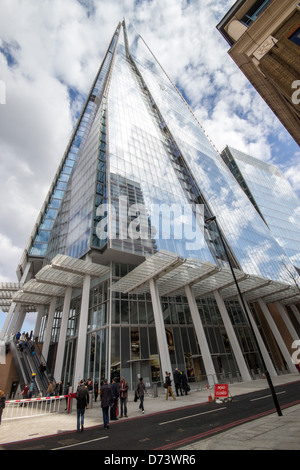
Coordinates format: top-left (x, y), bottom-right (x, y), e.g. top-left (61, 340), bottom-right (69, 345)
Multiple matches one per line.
top-left (111, 250), bottom-right (300, 306)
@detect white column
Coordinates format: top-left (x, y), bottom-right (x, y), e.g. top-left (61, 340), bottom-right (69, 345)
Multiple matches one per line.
top-left (257, 298), bottom-right (295, 372)
top-left (241, 299), bottom-right (277, 377)
top-left (13, 307), bottom-right (26, 334)
top-left (275, 302), bottom-right (299, 342)
top-left (34, 305), bottom-right (44, 340)
top-left (290, 304), bottom-right (300, 325)
top-left (185, 285), bottom-right (218, 386)
top-left (149, 278), bottom-right (172, 379)
top-left (0, 261), bottom-right (32, 339)
top-left (73, 274), bottom-right (91, 389)
top-left (0, 302), bottom-right (17, 339)
top-left (42, 297), bottom-right (57, 361)
top-left (214, 290), bottom-right (252, 382)
top-left (54, 287), bottom-right (72, 382)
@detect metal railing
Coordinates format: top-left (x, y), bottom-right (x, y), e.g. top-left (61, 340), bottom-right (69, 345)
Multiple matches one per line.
top-left (2, 395), bottom-right (67, 421)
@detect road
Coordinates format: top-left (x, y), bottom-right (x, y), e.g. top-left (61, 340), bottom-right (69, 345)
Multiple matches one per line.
top-left (2, 380), bottom-right (300, 452)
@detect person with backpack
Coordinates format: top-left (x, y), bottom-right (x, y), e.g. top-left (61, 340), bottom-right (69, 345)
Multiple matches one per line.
top-left (75, 380), bottom-right (89, 432)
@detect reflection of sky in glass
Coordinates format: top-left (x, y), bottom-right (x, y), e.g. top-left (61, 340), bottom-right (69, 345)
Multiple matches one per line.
top-left (224, 147), bottom-right (300, 269)
top-left (125, 22), bottom-right (297, 283)
top-left (107, 29), bottom-right (213, 262)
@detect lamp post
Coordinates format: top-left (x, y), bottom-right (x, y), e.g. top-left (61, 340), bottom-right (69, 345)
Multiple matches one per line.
top-left (205, 215), bottom-right (282, 417)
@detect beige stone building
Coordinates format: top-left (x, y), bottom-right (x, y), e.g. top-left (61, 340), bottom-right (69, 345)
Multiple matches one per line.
top-left (217, 0), bottom-right (300, 146)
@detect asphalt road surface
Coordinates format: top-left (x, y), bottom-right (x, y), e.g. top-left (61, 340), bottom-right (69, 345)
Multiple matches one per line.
top-left (2, 380), bottom-right (300, 452)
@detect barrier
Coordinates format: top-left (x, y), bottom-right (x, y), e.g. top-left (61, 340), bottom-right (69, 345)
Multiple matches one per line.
top-left (207, 384), bottom-right (213, 402)
top-left (2, 395), bottom-right (67, 421)
top-left (214, 384), bottom-right (232, 403)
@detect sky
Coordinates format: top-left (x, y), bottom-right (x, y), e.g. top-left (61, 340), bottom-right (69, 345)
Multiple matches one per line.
top-left (0, 0), bottom-right (299, 333)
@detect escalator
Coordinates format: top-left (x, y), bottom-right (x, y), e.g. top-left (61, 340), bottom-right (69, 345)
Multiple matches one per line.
top-left (9, 339), bottom-right (54, 397)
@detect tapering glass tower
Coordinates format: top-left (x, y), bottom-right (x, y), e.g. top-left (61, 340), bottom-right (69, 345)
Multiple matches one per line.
top-left (8, 20), bottom-right (299, 390)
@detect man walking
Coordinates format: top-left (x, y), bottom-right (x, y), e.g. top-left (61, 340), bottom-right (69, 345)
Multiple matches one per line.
top-left (100, 379), bottom-right (113, 429)
top-left (165, 372), bottom-right (176, 400)
top-left (76, 379), bottom-right (89, 432)
top-left (110, 377), bottom-right (119, 420)
top-left (174, 368), bottom-right (183, 396)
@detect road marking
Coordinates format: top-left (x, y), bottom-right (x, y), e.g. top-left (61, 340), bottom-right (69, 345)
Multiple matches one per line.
top-left (51, 435), bottom-right (109, 450)
top-left (159, 407), bottom-right (227, 426)
top-left (250, 391), bottom-right (286, 402)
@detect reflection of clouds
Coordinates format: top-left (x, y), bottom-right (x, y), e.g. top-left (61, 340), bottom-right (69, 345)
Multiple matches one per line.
top-left (126, 21), bottom-right (298, 282)
top-left (107, 27), bottom-right (213, 262)
top-left (228, 149), bottom-right (300, 270)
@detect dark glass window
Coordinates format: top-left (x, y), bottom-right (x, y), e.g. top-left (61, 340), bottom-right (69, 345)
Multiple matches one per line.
top-left (289, 27), bottom-right (300, 47)
top-left (241, 0), bottom-right (272, 26)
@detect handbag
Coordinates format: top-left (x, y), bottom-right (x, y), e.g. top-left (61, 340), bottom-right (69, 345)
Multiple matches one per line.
top-left (134, 391), bottom-right (139, 402)
top-left (163, 382), bottom-right (168, 389)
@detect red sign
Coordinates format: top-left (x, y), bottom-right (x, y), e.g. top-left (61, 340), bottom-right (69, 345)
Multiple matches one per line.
top-left (214, 384), bottom-right (228, 398)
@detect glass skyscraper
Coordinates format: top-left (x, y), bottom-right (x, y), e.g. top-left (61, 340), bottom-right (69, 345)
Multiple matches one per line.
top-left (2, 20), bottom-right (300, 392)
top-left (220, 146), bottom-right (300, 271)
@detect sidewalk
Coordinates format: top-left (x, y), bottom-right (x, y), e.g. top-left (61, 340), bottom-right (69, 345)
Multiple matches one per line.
top-left (1, 374), bottom-right (300, 450)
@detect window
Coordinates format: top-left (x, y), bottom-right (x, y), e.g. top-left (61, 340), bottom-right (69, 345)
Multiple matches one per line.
top-left (241, 0), bottom-right (272, 27)
top-left (289, 27), bottom-right (300, 47)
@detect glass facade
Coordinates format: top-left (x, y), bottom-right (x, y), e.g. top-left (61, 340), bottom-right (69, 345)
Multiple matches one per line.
top-left (221, 146), bottom-right (300, 270)
top-left (33, 20), bottom-right (297, 389)
top-left (50, 262), bottom-right (265, 389)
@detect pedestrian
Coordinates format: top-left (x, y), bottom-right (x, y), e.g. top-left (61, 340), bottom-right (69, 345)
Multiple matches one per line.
top-left (165, 372), bottom-right (176, 400)
top-left (174, 368), bottom-right (183, 396)
top-left (110, 377), bottom-right (119, 420)
top-left (100, 378), bottom-right (113, 429)
top-left (181, 370), bottom-right (189, 395)
top-left (55, 381), bottom-right (63, 396)
top-left (119, 377), bottom-right (129, 418)
top-left (64, 382), bottom-right (70, 410)
top-left (46, 380), bottom-right (55, 397)
top-left (94, 381), bottom-right (99, 402)
top-left (87, 378), bottom-right (93, 392)
top-left (136, 377), bottom-right (147, 413)
top-left (0, 390), bottom-right (6, 425)
top-left (28, 375), bottom-right (36, 399)
top-left (76, 379), bottom-right (89, 432)
top-left (21, 383), bottom-right (29, 406)
top-left (40, 362), bottom-right (46, 377)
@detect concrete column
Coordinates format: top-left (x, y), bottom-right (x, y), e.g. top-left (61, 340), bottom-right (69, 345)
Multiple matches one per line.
top-left (0, 262), bottom-right (32, 339)
top-left (54, 286), bottom-right (72, 382)
top-left (240, 299), bottom-right (277, 377)
top-left (257, 298), bottom-right (295, 372)
top-left (149, 278), bottom-right (172, 380)
top-left (0, 302), bottom-right (17, 339)
top-left (214, 290), bottom-right (252, 382)
top-left (73, 274), bottom-right (91, 389)
top-left (42, 296), bottom-right (57, 361)
top-left (290, 304), bottom-right (300, 325)
top-left (275, 302), bottom-right (299, 342)
top-left (185, 285), bottom-right (218, 386)
top-left (34, 305), bottom-right (44, 340)
top-left (13, 307), bottom-right (26, 335)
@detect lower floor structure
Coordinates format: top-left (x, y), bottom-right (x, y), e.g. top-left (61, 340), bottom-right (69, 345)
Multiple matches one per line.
top-left (1, 251), bottom-right (300, 393)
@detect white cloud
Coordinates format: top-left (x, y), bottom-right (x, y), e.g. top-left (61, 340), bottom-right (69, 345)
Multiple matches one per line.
top-left (0, 234), bottom-right (22, 281)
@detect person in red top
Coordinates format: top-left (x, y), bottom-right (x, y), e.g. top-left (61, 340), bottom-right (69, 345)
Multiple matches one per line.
top-left (21, 384), bottom-right (29, 407)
